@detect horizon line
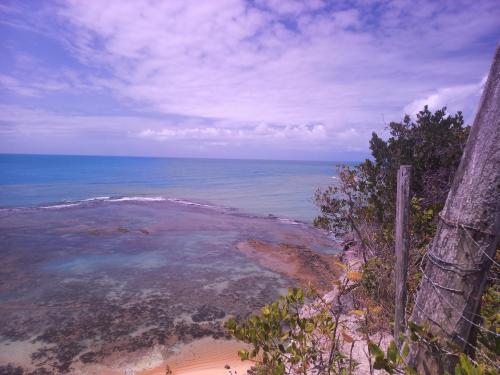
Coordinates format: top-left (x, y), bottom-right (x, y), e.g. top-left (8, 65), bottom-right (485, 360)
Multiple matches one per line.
top-left (0, 152), bottom-right (366, 164)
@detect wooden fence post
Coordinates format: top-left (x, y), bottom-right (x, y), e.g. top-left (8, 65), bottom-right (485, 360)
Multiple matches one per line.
top-left (407, 45), bottom-right (500, 373)
top-left (395, 165), bottom-right (411, 348)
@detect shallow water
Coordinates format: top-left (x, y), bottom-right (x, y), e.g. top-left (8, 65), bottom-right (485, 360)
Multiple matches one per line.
top-left (0, 198), bottom-right (340, 373)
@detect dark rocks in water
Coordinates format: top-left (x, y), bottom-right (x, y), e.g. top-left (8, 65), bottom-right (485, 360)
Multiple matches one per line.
top-left (0, 365), bottom-right (52, 375)
top-left (191, 305), bottom-right (226, 322)
top-left (0, 364), bottom-right (24, 375)
top-left (79, 351), bottom-right (99, 364)
top-left (31, 341), bottom-right (85, 373)
top-left (0, 198), bottom-right (340, 373)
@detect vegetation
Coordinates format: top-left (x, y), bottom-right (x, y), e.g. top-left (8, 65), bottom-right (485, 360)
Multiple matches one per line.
top-left (226, 106), bottom-right (499, 374)
top-left (226, 285), bottom-right (498, 374)
top-left (225, 270), bottom-right (362, 375)
top-left (315, 105), bottom-right (469, 242)
top-left (313, 106), bottom-right (472, 325)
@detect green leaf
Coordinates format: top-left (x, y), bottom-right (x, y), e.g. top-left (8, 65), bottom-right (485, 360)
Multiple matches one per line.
top-left (368, 341), bottom-right (384, 359)
top-left (404, 366), bottom-right (418, 375)
top-left (238, 349), bottom-right (249, 361)
top-left (387, 341), bottom-right (398, 363)
top-left (261, 306), bottom-right (271, 316)
top-left (402, 342), bottom-right (410, 358)
top-left (373, 356), bottom-right (392, 373)
top-left (305, 322), bottom-right (315, 333)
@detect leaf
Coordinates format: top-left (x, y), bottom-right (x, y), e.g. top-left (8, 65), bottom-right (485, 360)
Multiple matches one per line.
top-left (371, 306), bottom-right (383, 314)
top-left (238, 349), bottom-right (249, 361)
top-left (404, 366), bottom-right (418, 375)
top-left (373, 356), bottom-right (392, 373)
top-left (346, 271), bottom-right (363, 281)
top-left (342, 331), bottom-right (354, 343)
top-left (261, 306), bottom-right (271, 316)
top-left (402, 342), bottom-right (410, 358)
top-left (280, 332), bottom-right (289, 341)
top-left (349, 309), bottom-right (365, 317)
top-left (305, 322), bottom-right (315, 333)
top-left (368, 341), bottom-right (384, 359)
top-left (458, 354), bottom-right (474, 374)
top-left (387, 340), bottom-right (398, 363)
top-left (335, 260), bottom-right (348, 270)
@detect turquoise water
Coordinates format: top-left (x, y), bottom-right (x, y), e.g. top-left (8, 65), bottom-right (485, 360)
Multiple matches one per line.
top-left (0, 154), bottom-right (352, 221)
top-left (0, 154), bottom-right (351, 373)
top-left (0, 198), bottom-right (342, 372)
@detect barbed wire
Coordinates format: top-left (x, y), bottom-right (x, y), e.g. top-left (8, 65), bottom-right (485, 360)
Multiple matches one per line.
top-left (438, 212), bottom-right (498, 237)
top-left (426, 251), bottom-right (483, 275)
top-left (413, 300), bottom-right (499, 370)
top-left (418, 258), bottom-right (499, 337)
top-left (406, 215), bottom-right (500, 369)
top-left (460, 223), bottom-right (500, 267)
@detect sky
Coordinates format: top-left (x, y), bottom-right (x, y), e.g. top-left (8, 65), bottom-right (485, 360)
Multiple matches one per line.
top-left (0, 0), bottom-right (499, 161)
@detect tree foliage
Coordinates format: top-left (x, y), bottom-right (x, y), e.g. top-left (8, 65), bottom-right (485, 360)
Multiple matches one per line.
top-left (315, 105), bottom-right (470, 244)
top-left (225, 285), bottom-right (359, 375)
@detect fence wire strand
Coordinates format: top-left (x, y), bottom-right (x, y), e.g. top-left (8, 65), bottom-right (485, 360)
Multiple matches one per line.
top-left (409, 215), bottom-right (499, 370)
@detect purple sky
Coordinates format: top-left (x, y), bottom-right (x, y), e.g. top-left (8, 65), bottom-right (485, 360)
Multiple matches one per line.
top-left (0, 0), bottom-right (499, 161)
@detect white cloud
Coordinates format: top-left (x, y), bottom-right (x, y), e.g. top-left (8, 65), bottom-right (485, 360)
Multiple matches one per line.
top-left (1, 0), bottom-right (499, 158)
top-left (135, 122), bottom-right (327, 143)
top-left (55, 0), bottom-right (498, 129)
top-left (404, 77), bottom-right (486, 120)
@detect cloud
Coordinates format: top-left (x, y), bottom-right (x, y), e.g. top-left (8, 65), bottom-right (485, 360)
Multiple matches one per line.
top-left (137, 123), bottom-right (327, 143)
top-left (55, 0), bottom-right (498, 127)
top-left (0, 73), bottom-right (76, 97)
top-left (1, 0), bottom-right (499, 159)
top-left (404, 77), bottom-right (486, 121)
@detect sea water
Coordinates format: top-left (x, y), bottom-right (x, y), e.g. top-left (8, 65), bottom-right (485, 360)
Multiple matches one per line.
top-left (0, 154), bottom-right (353, 221)
top-left (0, 154), bottom-right (353, 373)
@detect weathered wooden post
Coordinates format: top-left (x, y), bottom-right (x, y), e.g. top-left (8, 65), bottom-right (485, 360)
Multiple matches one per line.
top-left (394, 165), bottom-right (411, 348)
top-left (408, 45), bottom-right (500, 373)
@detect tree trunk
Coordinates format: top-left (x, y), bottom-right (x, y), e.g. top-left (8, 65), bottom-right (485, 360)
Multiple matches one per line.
top-left (408, 45), bottom-right (500, 373)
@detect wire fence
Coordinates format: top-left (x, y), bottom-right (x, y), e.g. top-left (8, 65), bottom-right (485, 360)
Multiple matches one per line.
top-left (408, 211), bottom-right (499, 370)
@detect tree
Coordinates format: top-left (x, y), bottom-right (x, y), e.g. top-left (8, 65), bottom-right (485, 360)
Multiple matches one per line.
top-left (315, 106), bottom-right (470, 248)
top-left (408, 45), bottom-right (500, 374)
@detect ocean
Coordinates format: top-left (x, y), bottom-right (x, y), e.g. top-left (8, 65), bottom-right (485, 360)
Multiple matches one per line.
top-left (0, 154), bottom-right (350, 222)
top-left (0, 154), bottom-right (352, 374)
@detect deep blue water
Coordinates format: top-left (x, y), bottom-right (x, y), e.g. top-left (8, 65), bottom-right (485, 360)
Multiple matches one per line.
top-left (0, 154), bottom-right (352, 221)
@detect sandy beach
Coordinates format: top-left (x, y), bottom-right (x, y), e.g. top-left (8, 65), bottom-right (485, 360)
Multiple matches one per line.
top-left (138, 338), bottom-right (252, 375)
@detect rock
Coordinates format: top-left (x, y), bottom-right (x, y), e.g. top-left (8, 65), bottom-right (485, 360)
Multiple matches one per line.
top-left (191, 305), bottom-right (226, 322)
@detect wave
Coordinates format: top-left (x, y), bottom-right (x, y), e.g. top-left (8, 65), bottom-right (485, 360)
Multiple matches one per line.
top-left (40, 203), bottom-right (82, 209)
top-left (108, 196), bottom-right (166, 202)
top-left (166, 198), bottom-right (219, 209)
top-left (276, 217), bottom-right (303, 225)
top-left (82, 196), bottom-right (111, 201)
top-left (1, 196), bottom-right (308, 228)
top-left (26, 196), bottom-right (220, 210)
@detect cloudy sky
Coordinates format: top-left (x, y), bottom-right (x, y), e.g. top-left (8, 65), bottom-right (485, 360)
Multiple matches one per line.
top-left (0, 0), bottom-right (499, 161)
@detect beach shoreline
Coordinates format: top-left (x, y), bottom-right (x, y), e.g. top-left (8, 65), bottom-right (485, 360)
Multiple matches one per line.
top-left (0, 198), bottom-right (341, 374)
top-left (70, 337), bottom-right (252, 375)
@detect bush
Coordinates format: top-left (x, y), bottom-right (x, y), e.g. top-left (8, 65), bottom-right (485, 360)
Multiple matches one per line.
top-left (315, 105), bottom-right (469, 245)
